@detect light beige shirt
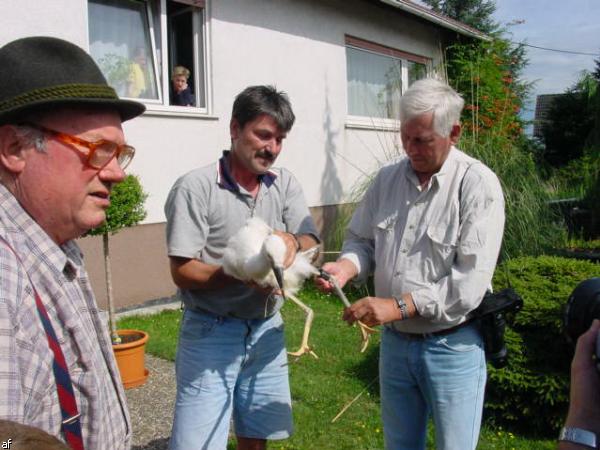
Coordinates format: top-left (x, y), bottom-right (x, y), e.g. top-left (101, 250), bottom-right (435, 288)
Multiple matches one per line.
top-left (341, 147), bottom-right (505, 334)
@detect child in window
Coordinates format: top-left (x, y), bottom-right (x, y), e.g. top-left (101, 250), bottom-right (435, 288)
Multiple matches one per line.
top-left (170, 66), bottom-right (195, 106)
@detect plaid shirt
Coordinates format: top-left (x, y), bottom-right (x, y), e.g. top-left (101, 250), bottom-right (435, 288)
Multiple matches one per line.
top-left (0, 185), bottom-right (131, 449)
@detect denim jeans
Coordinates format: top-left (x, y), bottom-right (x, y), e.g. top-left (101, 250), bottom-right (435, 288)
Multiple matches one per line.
top-left (380, 323), bottom-right (486, 450)
top-left (169, 308), bottom-right (293, 450)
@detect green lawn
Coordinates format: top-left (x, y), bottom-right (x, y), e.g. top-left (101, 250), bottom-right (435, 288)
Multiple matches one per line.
top-left (118, 285), bottom-right (556, 449)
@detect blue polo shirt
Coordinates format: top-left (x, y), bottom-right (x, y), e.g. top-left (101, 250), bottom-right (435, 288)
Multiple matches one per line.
top-left (165, 151), bottom-right (320, 319)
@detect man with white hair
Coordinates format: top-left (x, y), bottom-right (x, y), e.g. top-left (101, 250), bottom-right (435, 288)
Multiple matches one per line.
top-left (317, 78), bottom-right (505, 449)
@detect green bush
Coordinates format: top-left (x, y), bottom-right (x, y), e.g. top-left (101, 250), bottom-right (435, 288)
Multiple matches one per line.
top-left (547, 149), bottom-right (600, 239)
top-left (88, 174), bottom-right (148, 235)
top-left (539, 72), bottom-right (598, 169)
top-left (87, 174), bottom-right (147, 343)
top-left (581, 152), bottom-right (600, 238)
top-left (565, 238), bottom-right (600, 252)
top-left (484, 255), bottom-right (600, 435)
top-left (549, 149), bottom-right (600, 200)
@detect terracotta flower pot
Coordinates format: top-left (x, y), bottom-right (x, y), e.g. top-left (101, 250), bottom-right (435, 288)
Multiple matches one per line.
top-left (112, 329), bottom-right (149, 389)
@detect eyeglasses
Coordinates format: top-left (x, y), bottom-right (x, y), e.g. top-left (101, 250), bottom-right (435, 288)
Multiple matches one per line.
top-left (23, 123), bottom-right (136, 170)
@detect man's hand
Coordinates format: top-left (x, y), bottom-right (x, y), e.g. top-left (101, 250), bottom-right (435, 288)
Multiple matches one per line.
top-left (564, 320), bottom-right (600, 434)
top-left (342, 297), bottom-right (402, 327)
top-left (273, 230), bottom-right (298, 268)
top-left (342, 293), bottom-right (418, 327)
top-left (246, 280), bottom-right (282, 297)
top-left (315, 260), bottom-right (358, 292)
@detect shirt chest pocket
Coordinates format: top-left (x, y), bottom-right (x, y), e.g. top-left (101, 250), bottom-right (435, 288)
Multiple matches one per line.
top-left (425, 225), bottom-right (458, 280)
top-left (373, 210), bottom-right (399, 262)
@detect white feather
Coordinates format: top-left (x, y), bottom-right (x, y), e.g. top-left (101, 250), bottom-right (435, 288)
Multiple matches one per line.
top-left (222, 216), bottom-right (318, 294)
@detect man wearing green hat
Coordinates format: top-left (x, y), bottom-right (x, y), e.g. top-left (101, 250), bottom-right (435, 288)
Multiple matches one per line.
top-left (0, 36), bottom-right (145, 449)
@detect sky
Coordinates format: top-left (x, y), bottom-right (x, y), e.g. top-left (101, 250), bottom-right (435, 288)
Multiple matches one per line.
top-left (491, 0), bottom-right (600, 121)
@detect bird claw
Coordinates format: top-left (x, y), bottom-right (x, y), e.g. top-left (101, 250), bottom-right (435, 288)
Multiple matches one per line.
top-left (357, 321), bottom-right (378, 353)
top-left (288, 346), bottom-right (319, 360)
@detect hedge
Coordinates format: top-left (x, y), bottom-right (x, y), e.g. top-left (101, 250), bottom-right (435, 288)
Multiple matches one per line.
top-left (484, 255), bottom-right (599, 435)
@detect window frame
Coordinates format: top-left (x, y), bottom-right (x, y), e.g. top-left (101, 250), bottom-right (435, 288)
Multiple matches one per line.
top-left (87, 0), bottom-right (212, 117)
top-left (145, 0), bottom-right (164, 106)
top-left (345, 35), bottom-right (431, 131)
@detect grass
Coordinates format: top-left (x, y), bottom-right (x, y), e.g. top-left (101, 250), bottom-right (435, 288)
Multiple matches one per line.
top-left (118, 285), bottom-right (556, 449)
top-left (565, 238), bottom-right (600, 251)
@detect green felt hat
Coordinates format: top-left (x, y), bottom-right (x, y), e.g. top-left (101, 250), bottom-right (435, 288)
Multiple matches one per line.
top-left (0, 36), bottom-right (145, 125)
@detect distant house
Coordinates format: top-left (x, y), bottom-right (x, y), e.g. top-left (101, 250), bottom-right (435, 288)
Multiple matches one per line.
top-left (534, 93), bottom-right (567, 138)
top-left (2, 0), bottom-right (488, 309)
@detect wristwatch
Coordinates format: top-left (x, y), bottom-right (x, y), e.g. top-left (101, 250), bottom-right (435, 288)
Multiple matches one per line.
top-left (393, 296), bottom-right (407, 320)
top-left (559, 427), bottom-right (597, 448)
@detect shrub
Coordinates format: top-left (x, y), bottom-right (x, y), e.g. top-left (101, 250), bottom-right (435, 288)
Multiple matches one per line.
top-left (484, 255), bottom-right (600, 435)
top-left (581, 152), bottom-right (600, 238)
top-left (547, 149), bottom-right (600, 239)
top-left (565, 238), bottom-right (600, 252)
top-left (549, 149), bottom-right (599, 200)
top-left (540, 72), bottom-right (598, 169)
top-left (91, 173), bottom-right (148, 235)
top-left (87, 174), bottom-right (148, 343)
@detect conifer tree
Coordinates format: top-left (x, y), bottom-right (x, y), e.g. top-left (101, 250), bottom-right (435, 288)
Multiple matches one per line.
top-left (422, 0), bottom-right (499, 33)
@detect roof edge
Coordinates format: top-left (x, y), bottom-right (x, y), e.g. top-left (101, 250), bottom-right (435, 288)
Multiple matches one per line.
top-left (379, 0), bottom-right (492, 42)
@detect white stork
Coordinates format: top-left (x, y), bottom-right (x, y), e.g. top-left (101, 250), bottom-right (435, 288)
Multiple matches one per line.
top-left (222, 217), bottom-right (320, 358)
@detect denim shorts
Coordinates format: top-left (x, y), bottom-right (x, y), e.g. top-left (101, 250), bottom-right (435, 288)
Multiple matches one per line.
top-left (169, 308), bottom-right (293, 450)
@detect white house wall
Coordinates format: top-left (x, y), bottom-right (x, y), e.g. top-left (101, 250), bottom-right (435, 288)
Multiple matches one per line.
top-left (0, 0), bottom-right (88, 45)
top-left (1, 0), bottom-right (444, 223)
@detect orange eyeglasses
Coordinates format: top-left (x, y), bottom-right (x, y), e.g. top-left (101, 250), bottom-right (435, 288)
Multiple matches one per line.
top-left (24, 123), bottom-right (136, 170)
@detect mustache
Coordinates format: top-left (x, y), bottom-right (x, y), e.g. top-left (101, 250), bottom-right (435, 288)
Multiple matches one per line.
top-left (256, 149), bottom-right (276, 161)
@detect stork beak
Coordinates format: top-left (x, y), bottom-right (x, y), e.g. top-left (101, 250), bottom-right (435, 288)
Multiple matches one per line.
top-left (272, 265), bottom-right (285, 293)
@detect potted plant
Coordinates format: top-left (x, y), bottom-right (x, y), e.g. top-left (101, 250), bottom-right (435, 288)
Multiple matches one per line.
top-left (88, 174), bottom-right (149, 389)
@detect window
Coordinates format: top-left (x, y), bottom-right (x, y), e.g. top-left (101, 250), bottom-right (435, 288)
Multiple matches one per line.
top-left (88, 0), bottom-right (208, 111)
top-left (346, 36), bottom-right (428, 123)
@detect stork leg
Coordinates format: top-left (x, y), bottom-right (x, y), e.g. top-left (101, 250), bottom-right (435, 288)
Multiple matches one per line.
top-left (285, 292), bottom-right (318, 359)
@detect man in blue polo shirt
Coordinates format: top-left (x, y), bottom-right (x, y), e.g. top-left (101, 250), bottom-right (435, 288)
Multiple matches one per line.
top-left (165, 85), bottom-right (319, 450)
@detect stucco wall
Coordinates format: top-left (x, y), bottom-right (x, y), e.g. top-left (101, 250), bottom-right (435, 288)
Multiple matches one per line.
top-left (0, 0), bottom-right (88, 46)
